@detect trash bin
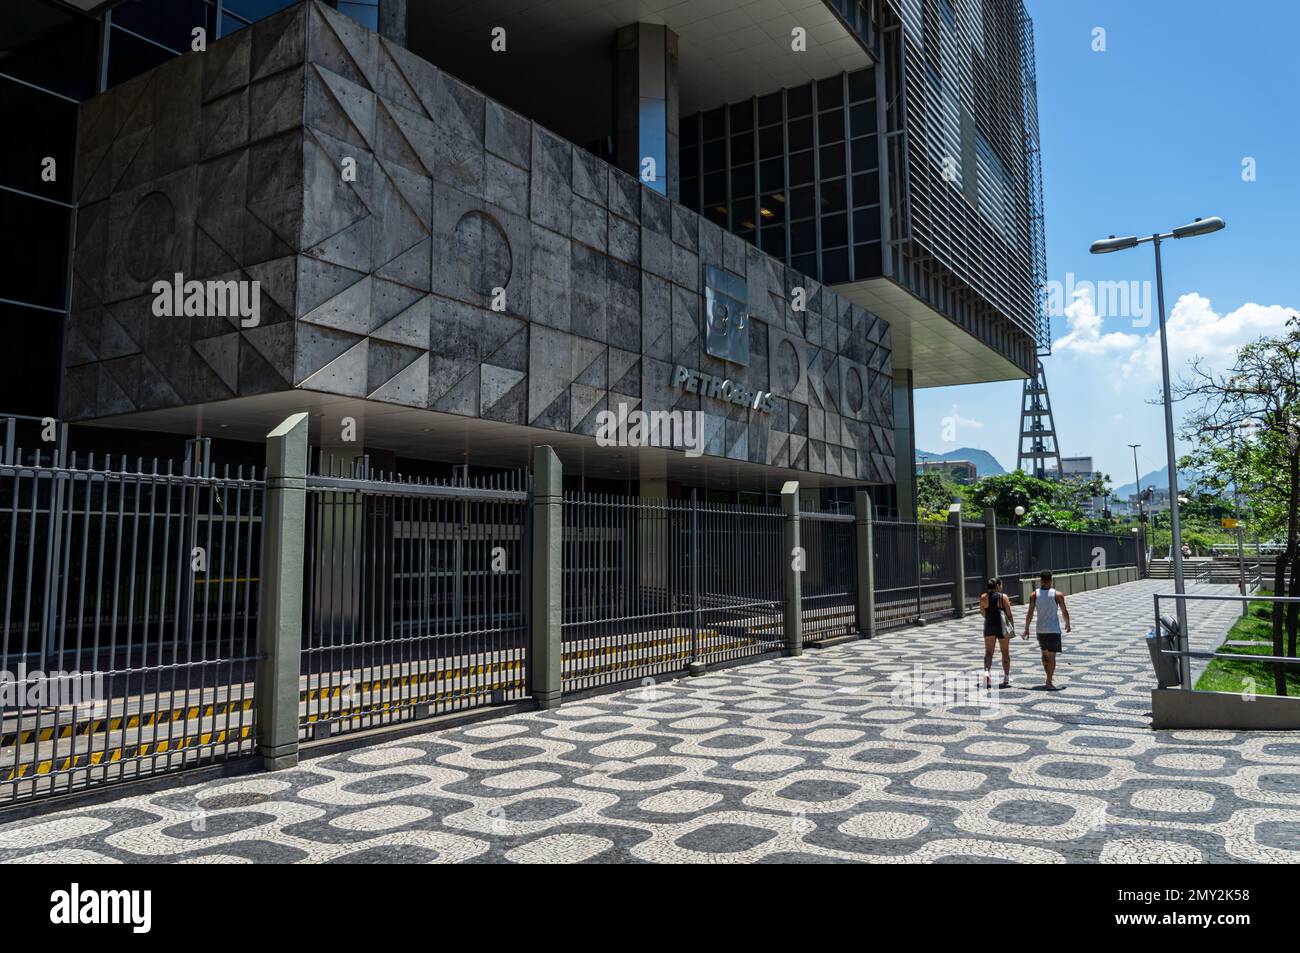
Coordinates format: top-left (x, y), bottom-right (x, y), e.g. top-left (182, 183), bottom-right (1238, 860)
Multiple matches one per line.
top-left (1145, 614), bottom-right (1183, 688)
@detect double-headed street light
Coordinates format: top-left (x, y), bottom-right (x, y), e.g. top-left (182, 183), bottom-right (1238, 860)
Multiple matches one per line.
top-left (1091, 216), bottom-right (1226, 689)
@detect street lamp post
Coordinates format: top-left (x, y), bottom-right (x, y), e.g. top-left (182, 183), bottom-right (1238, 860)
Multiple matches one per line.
top-left (1091, 216), bottom-right (1225, 690)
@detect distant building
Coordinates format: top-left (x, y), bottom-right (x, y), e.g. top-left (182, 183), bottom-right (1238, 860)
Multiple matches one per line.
top-left (917, 459), bottom-right (979, 485)
top-left (1054, 456), bottom-right (1106, 515)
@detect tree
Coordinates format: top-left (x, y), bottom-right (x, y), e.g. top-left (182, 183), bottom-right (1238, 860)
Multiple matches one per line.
top-left (915, 471), bottom-right (960, 522)
top-left (1178, 315), bottom-right (1300, 694)
top-left (965, 470), bottom-right (1057, 523)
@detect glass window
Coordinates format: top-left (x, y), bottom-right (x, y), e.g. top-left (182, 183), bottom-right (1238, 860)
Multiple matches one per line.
top-left (760, 227), bottom-right (786, 258)
top-left (821, 212), bottom-right (847, 247)
top-left (822, 248), bottom-right (848, 284)
top-left (0, 191), bottom-right (70, 310)
top-left (848, 68), bottom-right (873, 103)
top-left (852, 170), bottom-right (880, 205)
top-left (788, 150), bottom-right (814, 186)
top-left (106, 25), bottom-right (175, 87)
top-left (820, 179), bottom-right (846, 214)
top-left (759, 157), bottom-right (784, 192)
top-left (680, 115), bottom-right (698, 147)
top-left (850, 102), bottom-right (876, 136)
top-left (791, 252), bottom-right (817, 280)
top-left (854, 242), bottom-right (882, 278)
top-left (730, 164), bottom-right (754, 199)
top-left (789, 186), bottom-right (814, 220)
top-left (758, 92), bottom-right (782, 126)
top-left (0, 76), bottom-right (77, 201)
top-left (851, 135), bottom-right (877, 172)
top-left (818, 110), bottom-right (844, 144)
top-left (758, 124), bottom-right (783, 158)
top-left (853, 208), bottom-right (881, 241)
top-left (702, 172), bottom-right (726, 205)
top-left (817, 76), bottom-right (843, 110)
top-left (787, 116), bottom-right (813, 151)
top-left (702, 108), bottom-right (725, 140)
top-left (0, 1), bottom-right (98, 100)
top-left (702, 140), bottom-right (725, 172)
top-left (729, 132), bottom-right (754, 165)
top-left (111, 0), bottom-right (212, 53)
top-left (819, 144), bottom-right (845, 179)
top-left (0, 303), bottom-right (60, 417)
top-left (728, 101), bottom-right (753, 133)
top-left (790, 219), bottom-right (816, 255)
top-left (787, 84), bottom-right (812, 117)
top-left (759, 193), bottom-right (784, 224)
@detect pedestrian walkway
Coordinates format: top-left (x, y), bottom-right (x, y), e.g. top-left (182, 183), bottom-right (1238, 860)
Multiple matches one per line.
top-left (0, 580), bottom-right (1295, 864)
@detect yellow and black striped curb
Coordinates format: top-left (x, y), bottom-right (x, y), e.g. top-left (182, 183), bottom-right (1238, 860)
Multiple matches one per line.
top-left (0, 698), bottom-right (255, 749)
top-left (560, 630), bottom-right (735, 663)
top-left (4, 727), bottom-right (252, 781)
top-left (301, 660), bottom-right (525, 702)
top-left (303, 679), bottom-right (527, 725)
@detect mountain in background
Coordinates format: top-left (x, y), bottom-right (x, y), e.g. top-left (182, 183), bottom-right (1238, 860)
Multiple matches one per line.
top-left (916, 447), bottom-right (1007, 478)
top-left (1112, 464), bottom-right (1202, 500)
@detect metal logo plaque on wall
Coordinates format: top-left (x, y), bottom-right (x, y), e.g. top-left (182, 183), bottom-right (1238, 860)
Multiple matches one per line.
top-left (704, 265), bottom-right (749, 366)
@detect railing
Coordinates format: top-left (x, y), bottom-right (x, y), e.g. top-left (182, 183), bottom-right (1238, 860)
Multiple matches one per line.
top-left (1152, 592), bottom-right (1300, 693)
top-left (300, 459), bottom-right (530, 739)
top-left (560, 492), bottom-right (784, 692)
top-left (801, 509), bottom-right (856, 642)
top-left (0, 448), bottom-right (263, 805)
top-left (997, 526), bottom-right (1136, 602)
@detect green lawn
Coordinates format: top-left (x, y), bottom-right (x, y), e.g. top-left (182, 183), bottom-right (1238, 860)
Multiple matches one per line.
top-left (1195, 594), bottom-right (1300, 695)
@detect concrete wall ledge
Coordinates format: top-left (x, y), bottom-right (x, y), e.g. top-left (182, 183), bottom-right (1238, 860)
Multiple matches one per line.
top-left (1152, 688), bottom-right (1300, 730)
top-left (1019, 565), bottom-right (1138, 602)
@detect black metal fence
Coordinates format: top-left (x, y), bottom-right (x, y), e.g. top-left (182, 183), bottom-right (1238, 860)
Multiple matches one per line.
top-left (997, 527), bottom-right (1137, 601)
top-left (560, 492), bottom-right (784, 692)
top-left (0, 447), bottom-right (263, 804)
top-left (301, 459), bottom-right (530, 738)
top-left (801, 510), bottom-right (856, 642)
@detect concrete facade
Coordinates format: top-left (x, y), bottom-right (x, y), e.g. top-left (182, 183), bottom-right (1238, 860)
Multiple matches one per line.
top-left (65, 1), bottom-right (896, 485)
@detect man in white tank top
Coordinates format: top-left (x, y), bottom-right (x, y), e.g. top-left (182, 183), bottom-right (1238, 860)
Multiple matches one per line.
top-left (1022, 570), bottom-right (1071, 690)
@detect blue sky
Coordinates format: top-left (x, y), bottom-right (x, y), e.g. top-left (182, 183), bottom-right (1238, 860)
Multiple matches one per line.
top-left (913, 0), bottom-right (1300, 487)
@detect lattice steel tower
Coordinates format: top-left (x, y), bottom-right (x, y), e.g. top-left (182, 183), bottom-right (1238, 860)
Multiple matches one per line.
top-left (1017, 359), bottom-right (1062, 478)
top-left (1015, 9), bottom-right (1060, 481)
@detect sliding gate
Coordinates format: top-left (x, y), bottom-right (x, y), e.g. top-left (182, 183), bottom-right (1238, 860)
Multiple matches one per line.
top-left (301, 464), bottom-right (530, 738)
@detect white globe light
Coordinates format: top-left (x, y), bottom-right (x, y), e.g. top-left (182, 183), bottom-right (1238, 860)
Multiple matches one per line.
top-left (1014, 506), bottom-right (1026, 517)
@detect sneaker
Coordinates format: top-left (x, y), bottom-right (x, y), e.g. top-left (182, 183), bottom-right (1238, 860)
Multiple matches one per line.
top-left (998, 680), bottom-right (1011, 689)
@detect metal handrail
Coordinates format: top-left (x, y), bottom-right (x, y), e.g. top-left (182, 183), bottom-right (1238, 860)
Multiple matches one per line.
top-left (1152, 592), bottom-right (1300, 690)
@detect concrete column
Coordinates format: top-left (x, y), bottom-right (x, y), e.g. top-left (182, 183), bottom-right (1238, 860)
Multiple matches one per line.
top-left (531, 445), bottom-right (563, 709)
top-left (615, 23), bottom-right (679, 200)
top-left (255, 412), bottom-right (309, 770)
top-left (854, 491), bottom-right (875, 639)
top-left (781, 481), bottom-right (802, 657)
top-left (948, 508), bottom-right (965, 618)
top-left (892, 369), bottom-right (916, 519)
top-left (983, 507), bottom-right (998, 582)
top-left (378, 0), bottom-right (407, 46)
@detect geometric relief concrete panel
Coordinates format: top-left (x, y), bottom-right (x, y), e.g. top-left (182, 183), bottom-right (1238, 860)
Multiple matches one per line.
top-left (67, 0), bottom-right (894, 484)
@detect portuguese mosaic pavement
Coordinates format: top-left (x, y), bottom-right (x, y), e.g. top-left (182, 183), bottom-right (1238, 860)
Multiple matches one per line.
top-left (1, 580), bottom-right (1295, 864)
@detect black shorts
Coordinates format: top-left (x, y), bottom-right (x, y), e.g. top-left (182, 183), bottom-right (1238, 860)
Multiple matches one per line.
top-left (1037, 632), bottom-right (1062, 653)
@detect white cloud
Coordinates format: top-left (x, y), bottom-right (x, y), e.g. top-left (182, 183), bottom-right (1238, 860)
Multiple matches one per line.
top-left (1054, 286), bottom-right (1142, 356)
top-left (1119, 294), bottom-right (1296, 379)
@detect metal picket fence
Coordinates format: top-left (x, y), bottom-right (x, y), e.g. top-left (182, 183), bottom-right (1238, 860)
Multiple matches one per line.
top-left (0, 443), bottom-right (263, 805)
top-left (300, 458), bottom-right (530, 738)
top-left (997, 527), bottom-right (1137, 602)
top-left (560, 492), bottom-right (784, 692)
top-left (801, 509), bottom-right (857, 642)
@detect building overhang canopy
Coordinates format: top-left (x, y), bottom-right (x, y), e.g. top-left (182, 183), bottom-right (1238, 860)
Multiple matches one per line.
top-left (410, 0), bottom-right (875, 124)
top-left (834, 277), bottom-right (1027, 388)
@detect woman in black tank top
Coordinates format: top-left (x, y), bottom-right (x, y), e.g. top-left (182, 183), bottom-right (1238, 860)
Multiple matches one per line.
top-left (979, 577), bottom-right (1015, 689)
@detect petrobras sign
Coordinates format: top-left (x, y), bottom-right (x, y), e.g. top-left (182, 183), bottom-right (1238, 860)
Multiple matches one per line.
top-left (672, 365), bottom-right (774, 414)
